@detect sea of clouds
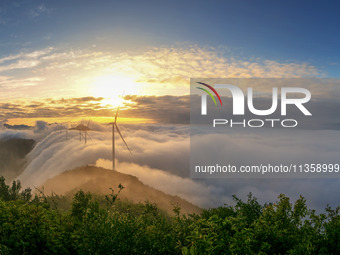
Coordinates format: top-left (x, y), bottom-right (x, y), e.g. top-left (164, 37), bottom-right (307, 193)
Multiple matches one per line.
top-left (0, 121), bottom-right (339, 210)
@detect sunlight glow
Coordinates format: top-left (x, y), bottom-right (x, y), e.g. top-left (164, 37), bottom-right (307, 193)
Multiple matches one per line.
top-left (90, 74), bottom-right (140, 108)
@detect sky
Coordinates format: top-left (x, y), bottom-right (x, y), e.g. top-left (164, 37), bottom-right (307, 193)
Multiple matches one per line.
top-left (1, 0), bottom-right (340, 65)
top-left (1, 0), bottom-right (340, 124)
top-left (0, 0), bottom-right (339, 209)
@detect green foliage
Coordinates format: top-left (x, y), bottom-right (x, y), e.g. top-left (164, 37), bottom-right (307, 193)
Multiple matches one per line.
top-left (0, 176), bottom-right (32, 202)
top-left (105, 183), bottom-right (124, 208)
top-left (0, 175), bottom-right (339, 254)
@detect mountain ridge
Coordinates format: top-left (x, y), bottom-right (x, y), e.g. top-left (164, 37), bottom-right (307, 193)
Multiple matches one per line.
top-left (0, 138), bottom-right (35, 180)
top-left (41, 165), bottom-right (201, 215)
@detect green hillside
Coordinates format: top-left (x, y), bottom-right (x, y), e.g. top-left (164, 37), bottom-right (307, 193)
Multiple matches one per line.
top-left (0, 176), bottom-right (339, 254)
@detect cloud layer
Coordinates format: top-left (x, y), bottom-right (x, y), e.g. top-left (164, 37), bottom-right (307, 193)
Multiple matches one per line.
top-left (0, 121), bottom-right (335, 211)
top-left (0, 45), bottom-right (321, 101)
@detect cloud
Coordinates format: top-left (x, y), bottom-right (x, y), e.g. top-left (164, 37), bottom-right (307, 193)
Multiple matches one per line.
top-left (0, 96), bottom-right (110, 121)
top-left (5, 86), bottom-right (340, 129)
top-left (129, 46), bottom-right (320, 87)
top-left (0, 60), bottom-right (39, 72)
top-left (3, 88), bottom-right (340, 128)
top-left (0, 76), bottom-right (45, 89)
top-left (29, 4), bottom-right (50, 18)
top-left (139, 75), bottom-right (188, 85)
top-left (9, 123), bottom-right (221, 207)
top-left (0, 94), bottom-right (189, 124)
top-left (123, 95), bottom-right (190, 124)
top-left (0, 55), bottom-right (20, 65)
top-left (55, 97), bottom-right (105, 104)
top-left (0, 122), bottom-right (336, 210)
top-left (96, 159), bottom-right (221, 207)
top-left (191, 130), bottom-right (340, 173)
top-left (15, 123), bottom-right (190, 186)
top-left (0, 44), bottom-right (322, 101)
top-left (33, 120), bottom-right (48, 133)
top-left (0, 129), bottom-right (29, 140)
top-left (0, 47), bottom-right (54, 75)
top-left (0, 47), bottom-right (54, 64)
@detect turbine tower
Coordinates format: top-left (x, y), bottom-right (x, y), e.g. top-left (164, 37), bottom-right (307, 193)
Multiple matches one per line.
top-left (111, 96), bottom-right (132, 170)
top-left (69, 119), bottom-right (91, 144)
top-left (63, 122), bottom-right (69, 141)
top-left (58, 122), bottom-right (69, 141)
top-left (84, 119), bottom-right (91, 144)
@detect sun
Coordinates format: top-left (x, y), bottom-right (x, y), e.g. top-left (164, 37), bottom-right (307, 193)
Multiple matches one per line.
top-left (90, 74), bottom-right (140, 108)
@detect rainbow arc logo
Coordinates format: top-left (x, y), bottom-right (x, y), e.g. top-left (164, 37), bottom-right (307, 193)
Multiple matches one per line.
top-left (196, 82), bottom-right (223, 106)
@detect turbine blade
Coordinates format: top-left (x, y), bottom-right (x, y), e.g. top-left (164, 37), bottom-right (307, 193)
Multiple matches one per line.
top-left (87, 132), bottom-right (93, 141)
top-left (114, 91), bottom-right (125, 123)
top-left (80, 131), bottom-right (85, 138)
top-left (115, 124), bottom-right (132, 155)
top-left (114, 105), bottom-right (120, 123)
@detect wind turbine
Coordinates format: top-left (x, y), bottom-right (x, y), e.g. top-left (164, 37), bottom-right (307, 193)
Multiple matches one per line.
top-left (57, 122), bottom-right (69, 141)
top-left (110, 94), bottom-right (132, 170)
top-left (70, 119), bottom-right (92, 144)
top-left (62, 122), bottom-right (69, 141)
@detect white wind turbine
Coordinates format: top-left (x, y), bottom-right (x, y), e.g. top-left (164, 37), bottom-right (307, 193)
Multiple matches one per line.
top-left (57, 122), bottom-right (69, 141)
top-left (70, 119), bottom-right (92, 144)
top-left (63, 122), bottom-right (69, 141)
top-left (110, 94), bottom-right (132, 170)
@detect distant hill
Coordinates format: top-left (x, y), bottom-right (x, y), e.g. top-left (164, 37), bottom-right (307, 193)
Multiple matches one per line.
top-left (0, 138), bottom-right (35, 180)
top-left (4, 124), bottom-right (31, 130)
top-left (41, 165), bottom-right (201, 215)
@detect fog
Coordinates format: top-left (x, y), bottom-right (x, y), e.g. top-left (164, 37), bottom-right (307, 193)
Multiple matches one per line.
top-left (0, 121), bottom-right (338, 210)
